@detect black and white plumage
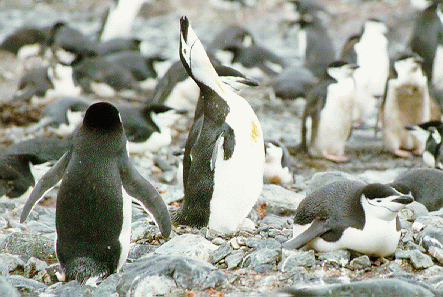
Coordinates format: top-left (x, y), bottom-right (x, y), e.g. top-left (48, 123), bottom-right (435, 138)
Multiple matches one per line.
top-left (0, 26), bottom-right (48, 58)
top-left (264, 140), bottom-right (293, 185)
top-left (173, 16), bottom-right (264, 233)
top-left (406, 120), bottom-right (443, 168)
top-left (390, 168), bottom-right (443, 212)
top-left (301, 61), bottom-right (358, 163)
top-left (20, 102), bottom-right (171, 285)
top-left (380, 53), bottom-right (441, 158)
top-left (270, 66), bottom-right (318, 100)
top-left (283, 180), bottom-right (413, 257)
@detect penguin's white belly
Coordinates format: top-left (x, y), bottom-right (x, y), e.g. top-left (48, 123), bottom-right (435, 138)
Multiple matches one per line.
top-left (308, 218), bottom-right (400, 257)
top-left (311, 82), bottom-right (354, 156)
top-left (432, 45), bottom-right (443, 86)
top-left (208, 96), bottom-right (264, 233)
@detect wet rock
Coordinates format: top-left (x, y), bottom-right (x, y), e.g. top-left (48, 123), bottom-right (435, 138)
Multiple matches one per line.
top-left (209, 242), bottom-right (232, 264)
top-left (243, 248), bottom-right (281, 271)
top-left (318, 250), bottom-right (351, 267)
top-left (285, 278), bottom-right (438, 297)
top-left (117, 253), bottom-right (215, 293)
top-left (0, 232), bottom-right (55, 262)
top-left (307, 171), bottom-right (364, 195)
top-left (154, 234), bottom-right (217, 262)
top-left (0, 253), bottom-right (25, 274)
top-left (348, 255), bottom-right (371, 270)
top-left (200, 270), bottom-right (228, 290)
top-left (278, 250), bottom-right (315, 272)
top-left (0, 276), bottom-right (20, 297)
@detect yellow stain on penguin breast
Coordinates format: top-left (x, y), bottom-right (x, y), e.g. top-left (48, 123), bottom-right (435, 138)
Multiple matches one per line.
top-left (250, 119), bottom-right (261, 143)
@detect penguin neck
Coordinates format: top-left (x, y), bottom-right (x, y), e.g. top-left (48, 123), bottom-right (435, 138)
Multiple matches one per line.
top-left (200, 85), bottom-right (230, 124)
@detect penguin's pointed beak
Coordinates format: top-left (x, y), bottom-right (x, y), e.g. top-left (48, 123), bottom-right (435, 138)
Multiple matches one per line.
top-left (392, 195), bottom-right (414, 205)
top-left (180, 16), bottom-right (189, 44)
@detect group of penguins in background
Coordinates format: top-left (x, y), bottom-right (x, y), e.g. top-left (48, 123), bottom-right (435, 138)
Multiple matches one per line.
top-left (1, 0), bottom-right (443, 287)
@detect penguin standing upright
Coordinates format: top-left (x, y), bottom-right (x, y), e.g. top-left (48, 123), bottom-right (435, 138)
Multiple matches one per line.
top-left (301, 61), bottom-right (358, 162)
top-left (20, 102), bottom-right (171, 285)
top-left (380, 53), bottom-right (441, 157)
top-left (283, 180), bottom-right (413, 257)
top-left (173, 16), bottom-right (265, 233)
top-left (341, 19), bottom-right (390, 126)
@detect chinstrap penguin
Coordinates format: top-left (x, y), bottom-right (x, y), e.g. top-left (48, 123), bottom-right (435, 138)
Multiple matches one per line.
top-left (173, 16), bottom-right (265, 233)
top-left (301, 61), bottom-right (358, 163)
top-left (282, 180), bottom-right (413, 257)
top-left (406, 120), bottom-right (443, 168)
top-left (20, 102), bottom-right (171, 285)
top-left (264, 140), bottom-right (294, 185)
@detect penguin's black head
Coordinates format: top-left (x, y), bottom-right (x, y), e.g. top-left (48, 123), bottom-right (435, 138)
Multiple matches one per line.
top-left (83, 102), bottom-right (122, 132)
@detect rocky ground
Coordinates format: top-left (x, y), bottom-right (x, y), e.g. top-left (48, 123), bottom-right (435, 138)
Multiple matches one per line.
top-left (1, 0), bottom-right (442, 296)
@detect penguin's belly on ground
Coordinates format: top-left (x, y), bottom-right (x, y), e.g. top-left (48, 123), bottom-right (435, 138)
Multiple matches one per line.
top-left (312, 218), bottom-right (400, 257)
top-left (208, 102), bottom-right (264, 233)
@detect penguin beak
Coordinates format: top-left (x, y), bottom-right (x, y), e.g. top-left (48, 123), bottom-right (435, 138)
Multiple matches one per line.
top-left (391, 195), bottom-right (414, 205)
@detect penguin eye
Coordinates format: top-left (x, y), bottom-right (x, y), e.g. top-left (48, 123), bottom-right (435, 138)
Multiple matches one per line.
top-left (376, 199), bottom-right (382, 203)
top-left (184, 49), bottom-right (187, 54)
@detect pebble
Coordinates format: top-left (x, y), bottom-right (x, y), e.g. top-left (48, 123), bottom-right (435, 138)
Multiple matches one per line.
top-left (348, 255), bottom-right (371, 270)
top-left (278, 250), bottom-right (316, 272)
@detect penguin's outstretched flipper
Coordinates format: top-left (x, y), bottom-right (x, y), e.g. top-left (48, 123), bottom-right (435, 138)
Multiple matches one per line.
top-left (282, 218), bottom-right (330, 250)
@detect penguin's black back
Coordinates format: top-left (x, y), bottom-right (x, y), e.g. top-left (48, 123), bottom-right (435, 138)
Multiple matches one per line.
top-left (295, 180), bottom-right (366, 241)
top-left (56, 102), bottom-right (126, 279)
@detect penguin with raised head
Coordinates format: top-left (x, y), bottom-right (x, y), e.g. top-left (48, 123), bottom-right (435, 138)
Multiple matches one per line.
top-left (390, 168), bottom-right (443, 211)
top-left (301, 61), bottom-right (358, 163)
top-left (380, 53), bottom-right (441, 158)
top-left (20, 102), bottom-right (171, 285)
top-left (283, 180), bottom-right (413, 257)
top-left (173, 16), bottom-right (265, 233)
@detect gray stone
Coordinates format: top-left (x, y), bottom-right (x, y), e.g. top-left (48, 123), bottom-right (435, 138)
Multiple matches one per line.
top-left (0, 276), bottom-right (19, 297)
top-left (414, 215), bottom-right (443, 230)
top-left (416, 227), bottom-right (443, 251)
top-left (409, 250), bottom-right (434, 270)
top-left (257, 238), bottom-right (281, 250)
top-left (127, 275), bottom-right (175, 297)
top-left (209, 242), bottom-right (232, 264)
top-left (243, 248), bottom-right (281, 270)
top-left (0, 232), bottom-right (55, 262)
top-left (127, 244), bottom-right (154, 261)
top-left (225, 252), bottom-right (245, 270)
top-left (42, 280), bottom-right (94, 297)
top-left (428, 246), bottom-right (443, 265)
top-left (260, 214), bottom-right (292, 229)
top-left (154, 234), bottom-right (217, 262)
top-left (307, 171), bottom-right (364, 195)
top-left (24, 256), bottom-right (48, 282)
top-left (257, 184), bottom-right (304, 213)
top-left (90, 273), bottom-right (122, 297)
top-left (348, 255), bottom-right (371, 270)
top-left (200, 270), bottom-right (228, 290)
top-left (5, 275), bottom-right (48, 295)
top-left (278, 250), bottom-right (316, 272)
top-left (0, 253), bottom-right (25, 273)
top-left (285, 278), bottom-right (437, 297)
top-left (117, 253), bottom-right (215, 293)
top-left (318, 250), bottom-right (351, 267)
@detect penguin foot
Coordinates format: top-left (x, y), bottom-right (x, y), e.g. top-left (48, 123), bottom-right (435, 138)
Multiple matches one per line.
top-left (412, 148), bottom-right (423, 156)
top-left (324, 154), bottom-right (349, 163)
top-left (393, 149), bottom-right (411, 158)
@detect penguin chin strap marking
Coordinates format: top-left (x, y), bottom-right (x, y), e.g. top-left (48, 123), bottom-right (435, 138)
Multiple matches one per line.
top-left (367, 199), bottom-right (397, 213)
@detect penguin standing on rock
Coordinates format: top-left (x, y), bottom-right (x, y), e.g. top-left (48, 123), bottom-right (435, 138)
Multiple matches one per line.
top-left (380, 53), bottom-right (441, 158)
top-left (20, 102), bottom-right (171, 285)
top-left (301, 61), bottom-right (358, 163)
top-left (173, 16), bottom-right (265, 233)
top-left (283, 180), bottom-right (413, 257)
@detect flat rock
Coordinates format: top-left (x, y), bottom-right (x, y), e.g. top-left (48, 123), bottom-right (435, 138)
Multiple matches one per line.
top-left (258, 184), bottom-right (304, 213)
top-left (279, 250), bottom-right (316, 272)
top-left (154, 234), bottom-right (217, 262)
top-left (306, 171), bottom-right (365, 195)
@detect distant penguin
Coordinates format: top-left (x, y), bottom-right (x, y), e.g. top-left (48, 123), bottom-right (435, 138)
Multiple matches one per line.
top-left (410, 1), bottom-right (443, 85)
top-left (99, 0), bottom-right (148, 41)
top-left (390, 168), bottom-right (443, 211)
top-left (406, 120), bottom-right (443, 168)
top-left (207, 24), bottom-right (254, 54)
top-left (96, 37), bottom-right (141, 56)
top-left (0, 136), bottom-right (73, 200)
top-left (282, 180), bottom-right (413, 257)
top-left (301, 61), bottom-right (358, 163)
top-left (341, 19), bottom-right (390, 125)
top-left (264, 140), bottom-right (294, 185)
top-left (173, 16), bottom-right (265, 233)
top-left (20, 102), bottom-right (171, 285)
top-left (117, 104), bottom-right (183, 154)
top-left (380, 53), bottom-right (441, 158)
top-left (26, 96), bottom-right (91, 136)
top-left (0, 26), bottom-right (47, 58)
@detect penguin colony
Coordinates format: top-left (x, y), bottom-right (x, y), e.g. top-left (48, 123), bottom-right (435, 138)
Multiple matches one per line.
top-left (3, 0), bottom-right (443, 288)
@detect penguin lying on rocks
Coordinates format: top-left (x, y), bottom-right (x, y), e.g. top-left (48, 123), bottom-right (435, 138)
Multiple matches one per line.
top-left (20, 102), bottom-right (171, 286)
top-left (173, 16), bottom-right (264, 233)
top-left (283, 180), bottom-right (413, 257)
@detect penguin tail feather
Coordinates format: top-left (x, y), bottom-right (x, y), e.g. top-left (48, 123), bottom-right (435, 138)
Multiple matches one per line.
top-left (64, 257), bottom-right (109, 286)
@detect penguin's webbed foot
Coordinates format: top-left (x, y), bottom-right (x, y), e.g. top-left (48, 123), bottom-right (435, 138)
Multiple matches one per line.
top-left (393, 149), bottom-right (411, 158)
top-left (324, 154), bottom-right (350, 163)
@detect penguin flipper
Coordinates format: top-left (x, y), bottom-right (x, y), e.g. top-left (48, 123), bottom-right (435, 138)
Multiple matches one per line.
top-left (210, 124), bottom-right (236, 171)
top-left (120, 156), bottom-right (171, 238)
top-left (20, 151), bottom-right (71, 223)
top-left (211, 132), bottom-right (224, 171)
top-left (282, 218), bottom-right (330, 250)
